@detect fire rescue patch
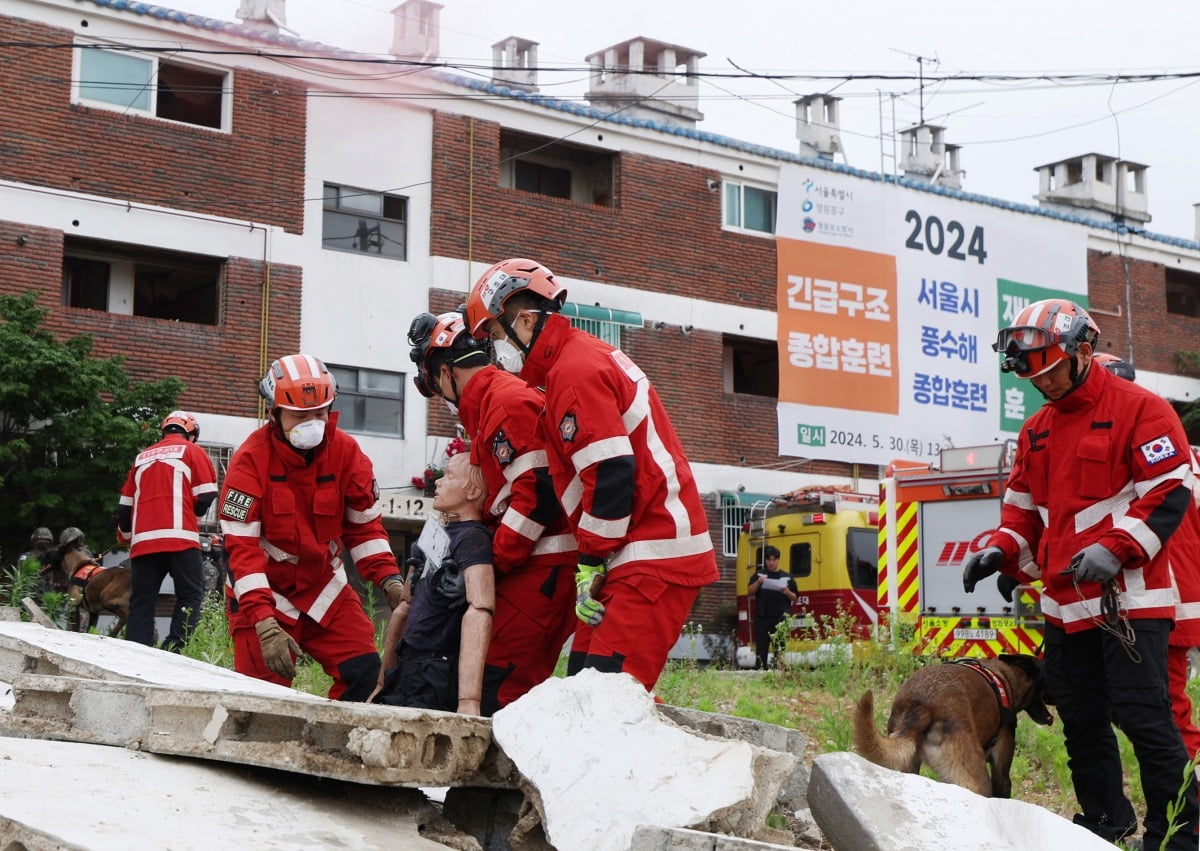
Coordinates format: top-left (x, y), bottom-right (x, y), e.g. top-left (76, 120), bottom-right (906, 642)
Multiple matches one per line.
top-left (220, 488), bottom-right (255, 522)
top-left (1140, 435), bottom-right (1178, 465)
top-left (492, 430), bottom-right (515, 465)
top-left (559, 413), bottom-right (578, 443)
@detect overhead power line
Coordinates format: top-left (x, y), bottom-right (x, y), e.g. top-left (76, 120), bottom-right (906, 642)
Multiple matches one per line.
top-left (5, 40), bottom-right (1200, 86)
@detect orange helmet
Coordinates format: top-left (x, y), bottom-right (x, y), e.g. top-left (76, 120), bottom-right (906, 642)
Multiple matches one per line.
top-left (1092, 352), bottom-right (1136, 381)
top-left (465, 258), bottom-right (566, 339)
top-left (161, 410), bottom-right (199, 440)
top-left (993, 299), bottom-right (1099, 378)
top-left (407, 310), bottom-right (489, 398)
top-left (259, 354), bottom-right (337, 411)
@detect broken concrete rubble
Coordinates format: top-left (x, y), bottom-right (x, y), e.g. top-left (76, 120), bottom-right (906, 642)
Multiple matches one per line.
top-left (0, 615), bottom-right (811, 849)
top-left (0, 736), bottom-right (451, 850)
top-left (490, 670), bottom-right (797, 851)
top-left (808, 751), bottom-right (1116, 851)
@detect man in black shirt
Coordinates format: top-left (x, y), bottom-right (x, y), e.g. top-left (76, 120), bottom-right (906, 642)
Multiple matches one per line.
top-left (748, 546), bottom-right (798, 670)
top-left (373, 453), bottom-right (495, 714)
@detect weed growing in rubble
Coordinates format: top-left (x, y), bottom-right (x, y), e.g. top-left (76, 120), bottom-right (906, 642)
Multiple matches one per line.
top-left (182, 597), bottom-right (234, 667)
top-left (1, 556), bottom-right (42, 610)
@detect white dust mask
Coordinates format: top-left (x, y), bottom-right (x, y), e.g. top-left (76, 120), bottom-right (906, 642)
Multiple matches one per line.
top-left (492, 339), bottom-right (526, 374)
top-left (287, 418), bottom-right (326, 450)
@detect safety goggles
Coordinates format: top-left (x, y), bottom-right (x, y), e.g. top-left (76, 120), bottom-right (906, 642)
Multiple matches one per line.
top-left (994, 326), bottom-right (1074, 378)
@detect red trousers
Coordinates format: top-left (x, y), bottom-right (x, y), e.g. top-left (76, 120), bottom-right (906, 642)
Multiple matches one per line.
top-left (229, 585), bottom-right (380, 701)
top-left (1169, 644), bottom-right (1200, 759)
top-left (567, 571), bottom-right (700, 692)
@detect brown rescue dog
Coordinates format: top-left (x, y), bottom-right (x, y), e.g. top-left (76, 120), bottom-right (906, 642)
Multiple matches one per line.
top-left (853, 654), bottom-right (1053, 797)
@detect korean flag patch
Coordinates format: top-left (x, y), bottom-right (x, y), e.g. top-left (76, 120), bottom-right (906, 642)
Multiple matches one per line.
top-left (1140, 435), bottom-right (1178, 465)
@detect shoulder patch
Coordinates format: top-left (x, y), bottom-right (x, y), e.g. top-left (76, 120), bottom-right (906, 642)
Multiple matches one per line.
top-left (220, 488), bottom-right (256, 522)
top-left (559, 412), bottom-right (578, 443)
top-left (492, 429), bottom-right (515, 465)
top-left (1140, 435), bottom-right (1179, 465)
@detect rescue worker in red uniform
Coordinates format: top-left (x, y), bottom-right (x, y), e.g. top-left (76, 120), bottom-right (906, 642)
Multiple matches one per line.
top-left (1092, 353), bottom-right (1200, 757)
top-left (117, 411), bottom-right (217, 651)
top-left (466, 258), bottom-right (719, 692)
top-left (407, 309), bottom-right (577, 714)
top-left (219, 354), bottom-right (404, 700)
top-left (962, 299), bottom-right (1198, 848)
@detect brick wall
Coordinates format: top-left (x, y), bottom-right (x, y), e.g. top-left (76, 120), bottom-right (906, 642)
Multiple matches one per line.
top-left (0, 16), bottom-right (306, 233)
top-left (0, 220), bottom-right (301, 418)
top-left (430, 113), bottom-right (775, 309)
top-left (1087, 249), bottom-right (1200, 374)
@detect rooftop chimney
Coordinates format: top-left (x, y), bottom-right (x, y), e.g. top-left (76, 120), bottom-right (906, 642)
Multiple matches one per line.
top-left (1034, 154), bottom-right (1150, 225)
top-left (795, 94), bottom-right (842, 161)
top-left (236, 0), bottom-right (287, 32)
top-left (899, 123), bottom-right (964, 189)
top-left (491, 36), bottom-right (539, 92)
top-left (585, 37), bottom-right (705, 127)
top-left (390, 0), bottom-right (442, 63)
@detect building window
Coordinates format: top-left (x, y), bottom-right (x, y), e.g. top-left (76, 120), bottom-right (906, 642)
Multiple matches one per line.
top-left (560, 302), bottom-right (642, 349)
top-left (720, 492), bottom-right (771, 558)
top-left (322, 184), bottom-right (408, 260)
top-left (75, 46), bottom-right (227, 130)
top-left (329, 365), bottom-right (405, 437)
top-left (500, 129), bottom-right (615, 207)
top-left (1166, 267), bottom-right (1200, 317)
top-left (62, 238), bottom-right (222, 325)
top-left (724, 336), bottom-right (779, 397)
top-left (197, 443), bottom-right (234, 530)
top-left (723, 181), bottom-right (777, 234)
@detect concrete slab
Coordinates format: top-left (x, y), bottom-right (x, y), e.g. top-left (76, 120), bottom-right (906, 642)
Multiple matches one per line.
top-left (0, 735), bottom-right (454, 850)
top-left (492, 670), bottom-right (797, 851)
top-left (658, 704), bottom-right (811, 809)
top-left (0, 620), bottom-right (308, 697)
top-left (3, 674), bottom-right (517, 789)
top-left (630, 825), bottom-right (803, 850)
top-left (808, 751), bottom-right (1115, 851)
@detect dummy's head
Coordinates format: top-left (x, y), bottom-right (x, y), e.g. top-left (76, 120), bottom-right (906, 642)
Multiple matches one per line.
top-left (433, 452), bottom-right (486, 521)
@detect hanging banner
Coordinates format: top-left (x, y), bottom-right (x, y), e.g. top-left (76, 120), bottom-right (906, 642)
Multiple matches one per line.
top-left (776, 165), bottom-right (1087, 465)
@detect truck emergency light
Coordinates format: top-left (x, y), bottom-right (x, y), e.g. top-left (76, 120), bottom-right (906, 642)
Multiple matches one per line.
top-left (801, 512), bottom-right (826, 525)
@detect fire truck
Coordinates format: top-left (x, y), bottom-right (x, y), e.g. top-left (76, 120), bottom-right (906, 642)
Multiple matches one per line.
top-left (733, 442), bottom-right (1042, 667)
top-left (733, 487), bottom-right (880, 668)
top-left (878, 441), bottom-right (1044, 659)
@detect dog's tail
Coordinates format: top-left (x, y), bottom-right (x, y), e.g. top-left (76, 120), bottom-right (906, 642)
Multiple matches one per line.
top-left (853, 690), bottom-right (919, 772)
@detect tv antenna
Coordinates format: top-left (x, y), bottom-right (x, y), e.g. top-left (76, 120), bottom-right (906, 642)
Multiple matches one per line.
top-left (889, 48), bottom-right (940, 124)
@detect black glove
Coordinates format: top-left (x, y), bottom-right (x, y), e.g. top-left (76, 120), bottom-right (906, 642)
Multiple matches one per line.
top-left (963, 546), bottom-right (1005, 593)
top-left (1065, 543), bottom-right (1122, 583)
top-left (996, 573), bottom-right (1020, 603)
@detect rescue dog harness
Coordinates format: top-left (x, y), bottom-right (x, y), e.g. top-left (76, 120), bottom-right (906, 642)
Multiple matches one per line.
top-left (952, 658), bottom-right (1017, 749)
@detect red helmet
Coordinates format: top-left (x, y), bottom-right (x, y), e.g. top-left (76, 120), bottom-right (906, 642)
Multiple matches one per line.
top-left (260, 354), bottom-right (337, 411)
top-left (465, 258), bottom-right (566, 339)
top-left (161, 410), bottom-right (199, 440)
top-left (1092, 352), bottom-right (1136, 381)
top-left (993, 299), bottom-right (1099, 378)
top-left (407, 310), bottom-right (489, 398)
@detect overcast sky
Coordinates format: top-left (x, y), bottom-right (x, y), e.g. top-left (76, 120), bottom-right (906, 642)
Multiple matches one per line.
top-left (151, 0), bottom-right (1200, 241)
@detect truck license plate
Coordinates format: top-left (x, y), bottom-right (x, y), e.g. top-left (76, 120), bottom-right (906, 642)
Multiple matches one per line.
top-left (953, 628), bottom-right (997, 640)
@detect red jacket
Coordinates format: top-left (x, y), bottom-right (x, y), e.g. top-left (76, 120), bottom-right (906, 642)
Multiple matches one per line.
top-left (117, 433), bottom-right (217, 556)
top-left (989, 364), bottom-right (1191, 632)
top-left (519, 314), bottom-right (718, 586)
top-left (457, 366), bottom-right (576, 571)
top-left (1166, 451), bottom-right (1200, 647)
top-left (218, 414), bottom-right (400, 627)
